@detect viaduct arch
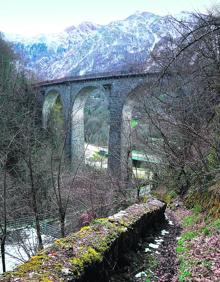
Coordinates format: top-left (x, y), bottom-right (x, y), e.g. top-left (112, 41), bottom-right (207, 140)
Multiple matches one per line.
top-left (38, 72), bottom-right (161, 179)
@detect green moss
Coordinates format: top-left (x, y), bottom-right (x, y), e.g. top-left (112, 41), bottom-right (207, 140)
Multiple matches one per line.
top-left (42, 279), bottom-right (52, 282)
top-left (94, 228), bottom-right (125, 253)
top-left (54, 262), bottom-right (63, 272)
top-left (80, 225), bottom-right (91, 232)
top-left (141, 195), bottom-right (149, 203)
top-left (65, 216), bottom-right (128, 278)
top-left (154, 190), bottom-right (177, 205)
top-left (38, 274), bottom-right (53, 282)
top-left (54, 239), bottom-right (62, 245)
top-left (91, 218), bottom-right (110, 225)
top-left (54, 238), bottom-right (72, 249)
top-left (89, 218), bottom-right (127, 253)
top-left (69, 247), bottom-right (102, 276)
top-left (14, 254), bottom-right (49, 276)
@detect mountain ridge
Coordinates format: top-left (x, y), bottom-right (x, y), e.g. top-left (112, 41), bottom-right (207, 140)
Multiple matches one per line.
top-left (3, 11), bottom-right (196, 80)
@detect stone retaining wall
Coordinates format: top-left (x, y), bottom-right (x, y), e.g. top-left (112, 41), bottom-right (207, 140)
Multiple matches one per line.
top-left (1, 198), bottom-right (166, 282)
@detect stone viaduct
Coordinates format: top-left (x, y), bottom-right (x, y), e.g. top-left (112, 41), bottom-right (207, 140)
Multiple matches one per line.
top-left (36, 72), bottom-right (161, 179)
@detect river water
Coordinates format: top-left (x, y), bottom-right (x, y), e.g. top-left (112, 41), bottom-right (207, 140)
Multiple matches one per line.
top-left (0, 227), bottom-right (53, 274)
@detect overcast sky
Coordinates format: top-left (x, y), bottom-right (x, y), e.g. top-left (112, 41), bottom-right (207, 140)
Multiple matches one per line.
top-left (0, 0), bottom-right (218, 35)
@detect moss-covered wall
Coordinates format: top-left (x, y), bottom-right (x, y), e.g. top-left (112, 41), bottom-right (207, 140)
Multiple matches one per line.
top-left (1, 199), bottom-right (166, 282)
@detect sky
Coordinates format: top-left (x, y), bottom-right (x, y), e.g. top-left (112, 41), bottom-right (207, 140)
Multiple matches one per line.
top-left (0, 0), bottom-right (218, 36)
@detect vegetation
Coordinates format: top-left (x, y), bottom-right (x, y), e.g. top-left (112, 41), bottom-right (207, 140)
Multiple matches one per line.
top-left (0, 34), bottom-right (128, 273)
top-left (84, 91), bottom-right (109, 147)
top-left (131, 9), bottom-right (220, 281)
top-left (0, 5), bottom-right (220, 281)
top-left (175, 205), bottom-right (220, 281)
top-left (137, 10), bottom-right (220, 201)
top-left (0, 32), bottom-right (46, 270)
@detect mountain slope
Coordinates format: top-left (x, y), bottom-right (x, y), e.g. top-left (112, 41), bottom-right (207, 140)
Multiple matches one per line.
top-left (4, 11), bottom-right (194, 80)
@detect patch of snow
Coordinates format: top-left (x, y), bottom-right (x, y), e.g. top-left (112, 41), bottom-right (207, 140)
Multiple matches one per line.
top-left (149, 243), bottom-right (159, 249)
top-left (161, 229), bottom-right (169, 236)
top-left (61, 267), bottom-right (71, 275)
top-left (135, 271), bottom-right (147, 278)
top-left (155, 238), bottom-right (164, 243)
top-left (79, 69), bottom-right (86, 76)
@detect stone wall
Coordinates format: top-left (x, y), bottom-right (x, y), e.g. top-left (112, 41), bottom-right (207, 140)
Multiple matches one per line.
top-left (1, 199), bottom-right (166, 282)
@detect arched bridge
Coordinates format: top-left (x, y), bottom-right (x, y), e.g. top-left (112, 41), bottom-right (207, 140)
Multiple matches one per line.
top-left (36, 72), bottom-right (161, 179)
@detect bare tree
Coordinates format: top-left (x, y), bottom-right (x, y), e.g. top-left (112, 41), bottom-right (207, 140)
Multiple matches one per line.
top-left (137, 9), bottom-right (220, 194)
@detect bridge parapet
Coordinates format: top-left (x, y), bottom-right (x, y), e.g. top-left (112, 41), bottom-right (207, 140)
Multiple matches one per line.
top-left (34, 71), bottom-right (160, 87)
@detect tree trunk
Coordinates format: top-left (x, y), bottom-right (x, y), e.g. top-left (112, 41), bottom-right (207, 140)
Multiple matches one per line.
top-left (1, 236), bottom-right (6, 273)
top-left (1, 167), bottom-right (7, 272)
top-left (35, 213), bottom-right (43, 250)
top-left (60, 214), bottom-right (65, 238)
top-left (28, 154), bottom-right (43, 250)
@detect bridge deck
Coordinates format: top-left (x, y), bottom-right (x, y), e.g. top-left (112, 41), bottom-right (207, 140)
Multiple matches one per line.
top-left (34, 71), bottom-right (160, 87)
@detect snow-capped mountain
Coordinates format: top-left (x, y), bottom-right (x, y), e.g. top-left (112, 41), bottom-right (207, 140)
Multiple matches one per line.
top-left (3, 11), bottom-right (195, 80)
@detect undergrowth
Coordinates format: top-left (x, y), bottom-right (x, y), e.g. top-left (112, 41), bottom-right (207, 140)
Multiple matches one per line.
top-left (176, 204), bottom-right (220, 282)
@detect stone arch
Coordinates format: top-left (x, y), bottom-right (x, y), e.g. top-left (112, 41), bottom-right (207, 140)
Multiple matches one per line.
top-left (121, 84), bottom-right (148, 180)
top-left (42, 89), bottom-right (63, 129)
top-left (71, 85), bottom-right (107, 169)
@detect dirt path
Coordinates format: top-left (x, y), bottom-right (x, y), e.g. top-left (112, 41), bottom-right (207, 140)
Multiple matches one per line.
top-left (109, 209), bottom-right (181, 282)
top-left (152, 210), bottom-right (181, 282)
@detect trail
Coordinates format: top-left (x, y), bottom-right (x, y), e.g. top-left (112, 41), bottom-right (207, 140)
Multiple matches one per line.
top-left (109, 209), bottom-right (181, 282)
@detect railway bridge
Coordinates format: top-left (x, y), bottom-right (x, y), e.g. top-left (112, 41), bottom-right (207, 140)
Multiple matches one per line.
top-left (36, 72), bottom-right (162, 179)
